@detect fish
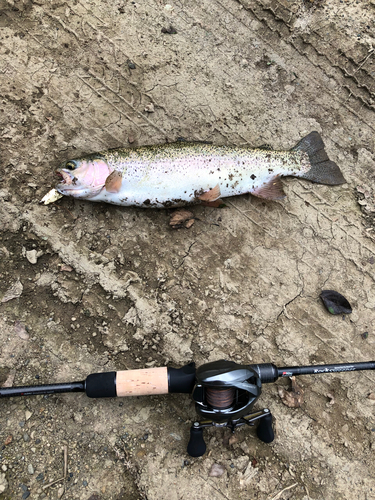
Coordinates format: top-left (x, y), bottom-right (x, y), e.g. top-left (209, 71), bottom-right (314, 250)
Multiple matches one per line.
top-left (54, 132), bottom-right (345, 208)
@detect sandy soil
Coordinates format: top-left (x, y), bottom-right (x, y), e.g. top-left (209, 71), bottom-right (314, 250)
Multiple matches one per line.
top-left (1, 0), bottom-right (375, 499)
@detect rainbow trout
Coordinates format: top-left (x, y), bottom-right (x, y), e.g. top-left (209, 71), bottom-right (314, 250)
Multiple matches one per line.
top-left (54, 132), bottom-right (345, 208)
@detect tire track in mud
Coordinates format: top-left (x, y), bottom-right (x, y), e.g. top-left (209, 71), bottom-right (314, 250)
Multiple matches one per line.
top-left (234, 0), bottom-right (375, 111)
top-left (213, 0), bottom-right (375, 131)
top-left (3, 5), bottom-right (171, 146)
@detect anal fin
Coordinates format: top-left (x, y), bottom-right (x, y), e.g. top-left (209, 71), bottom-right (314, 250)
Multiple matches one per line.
top-left (252, 176), bottom-right (286, 200)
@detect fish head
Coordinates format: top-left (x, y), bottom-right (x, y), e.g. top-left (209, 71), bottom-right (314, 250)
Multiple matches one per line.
top-left (55, 156), bottom-right (112, 199)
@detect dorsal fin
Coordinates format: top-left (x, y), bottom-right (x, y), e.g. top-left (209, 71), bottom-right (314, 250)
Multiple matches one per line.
top-left (252, 176), bottom-right (286, 200)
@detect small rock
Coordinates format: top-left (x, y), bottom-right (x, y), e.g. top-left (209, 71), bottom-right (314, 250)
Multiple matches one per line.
top-left (36, 472), bottom-right (44, 482)
top-left (144, 102), bottom-right (155, 113)
top-left (23, 433), bottom-right (30, 442)
top-left (59, 264), bottom-right (73, 272)
top-left (57, 486), bottom-right (64, 498)
top-left (367, 393), bottom-right (375, 401)
top-left (1, 279), bottom-right (23, 303)
top-left (161, 26), bottom-right (177, 34)
top-left (169, 433), bottom-right (181, 441)
top-left (14, 321), bottom-right (29, 340)
top-left (164, 4), bottom-right (174, 12)
top-left (26, 249), bottom-right (38, 264)
top-left (127, 59), bottom-right (136, 70)
top-left (22, 491), bottom-right (30, 500)
top-left (209, 463), bottom-right (226, 477)
top-left (128, 134), bottom-right (135, 144)
top-left (25, 410), bottom-right (32, 421)
top-left (327, 393), bottom-right (335, 405)
top-left (83, 480), bottom-right (88, 487)
top-left (1, 466), bottom-right (6, 472)
top-left (27, 464), bottom-right (34, 475)
top-left (0, 473), bottom-right (8, 493)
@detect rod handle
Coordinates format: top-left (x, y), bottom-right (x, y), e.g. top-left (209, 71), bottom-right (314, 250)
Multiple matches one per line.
top-left (85, 368), bottom-right (169, 398)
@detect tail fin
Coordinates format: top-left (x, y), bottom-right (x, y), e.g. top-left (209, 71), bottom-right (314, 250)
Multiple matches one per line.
top-left (292, 132), bottom-right (346, 185)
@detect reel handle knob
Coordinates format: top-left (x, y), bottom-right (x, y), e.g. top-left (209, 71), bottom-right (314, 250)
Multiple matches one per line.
top-left (256, 411), bottom-right (274, 443)
top-left (187, 424), bottom-right (206, 457)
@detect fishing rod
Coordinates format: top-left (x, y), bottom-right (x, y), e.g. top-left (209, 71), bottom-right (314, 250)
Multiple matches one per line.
top-left (1, 359), bottom-right (374, 457)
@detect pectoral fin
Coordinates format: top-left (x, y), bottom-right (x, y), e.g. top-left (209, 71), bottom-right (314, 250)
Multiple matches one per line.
top-left (198, 184), bottom-right (221, 202)
top-left (252, 176), bottom-right (286, 200)
top-left (105, 171), bottom-right (122, 193)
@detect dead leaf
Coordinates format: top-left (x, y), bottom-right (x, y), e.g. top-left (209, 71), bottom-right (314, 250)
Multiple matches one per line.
top-left (208, 463), bottom-right (226, 477)
top-left (228, 435), bottom-right (238, 446)
top-left (14, 321), bottom-right (29, 340)
top-left (320, 290), bottom-right (352, 315)
top-left (4, 435), bottom-right (12, 446)
top-left (2, 370), bottom-right (16, 388)
top-left (278, 376), bottom-right (304, 408)
top-left (169, 209), bottom-right (195, 229)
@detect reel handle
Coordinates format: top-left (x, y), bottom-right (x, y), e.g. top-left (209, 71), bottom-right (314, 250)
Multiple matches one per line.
top-left (187, 424), bottom-right (206, 457)
top-left (256, 411), bottom-right (274, 443)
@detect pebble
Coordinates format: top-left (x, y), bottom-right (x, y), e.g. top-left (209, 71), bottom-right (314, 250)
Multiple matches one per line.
top-left (28, 464), bottom-right (34, 475)
top-left (26, 249), bottom-right (38, 264)
top-left (209, 463), bottom-right (226, 477)
top-left (83, 480), bottom-right (88, 487)
top-left (25, 411), bottom-right (32, 421)
top-left (0, 472), bottom-right (8, 493)
top-left (36, 472), bottom-right (44, 482)
top-left (169, 433), bottom-right (181, 441)
top-left (57, 486), bottom-right (64, 498)
top-left (22, 491), bottom-right (30, 499)
top-left (23, 433), bottom-right (30, 442)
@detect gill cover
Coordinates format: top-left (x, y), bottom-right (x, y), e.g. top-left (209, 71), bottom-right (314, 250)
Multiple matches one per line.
top-left (56, 158), bottom-right (112, 199)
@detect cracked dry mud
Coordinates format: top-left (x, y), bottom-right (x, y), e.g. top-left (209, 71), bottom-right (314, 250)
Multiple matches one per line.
top-left (1, 0), bottom-right (375, 499)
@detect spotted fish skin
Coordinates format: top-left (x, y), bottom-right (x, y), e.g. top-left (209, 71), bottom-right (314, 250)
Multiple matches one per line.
top-left (55, 132), bottom-right (345, 208)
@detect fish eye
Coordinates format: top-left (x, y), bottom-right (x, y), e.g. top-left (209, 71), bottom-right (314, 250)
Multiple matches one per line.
top-left (65, 161), bottom-right (76, 170)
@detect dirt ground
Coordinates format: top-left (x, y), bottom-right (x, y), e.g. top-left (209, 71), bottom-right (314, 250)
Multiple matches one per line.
top-left (1, 0), bottom-right (375, 498)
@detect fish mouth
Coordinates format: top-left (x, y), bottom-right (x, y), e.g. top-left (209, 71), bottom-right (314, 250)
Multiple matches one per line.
top-left (55, 170), bottom-right (74, 186)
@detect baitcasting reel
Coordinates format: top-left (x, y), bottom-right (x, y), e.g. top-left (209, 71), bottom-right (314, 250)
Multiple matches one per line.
top-left (1, 358), bottom-right (374, 457)
top-left (187, 360), bottom-right (274, 457)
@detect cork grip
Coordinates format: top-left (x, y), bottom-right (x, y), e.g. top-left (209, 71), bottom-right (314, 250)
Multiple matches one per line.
top-left (116, 367), bottom-right (169, 396)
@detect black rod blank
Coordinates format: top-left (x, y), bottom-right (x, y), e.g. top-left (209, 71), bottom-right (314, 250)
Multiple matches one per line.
top-left (0, 381), bottom-right (85, 398)
top-left (277, 361), bottom-right (375, 379)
